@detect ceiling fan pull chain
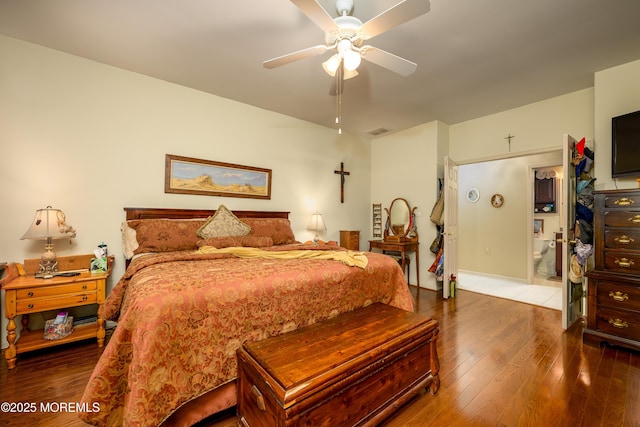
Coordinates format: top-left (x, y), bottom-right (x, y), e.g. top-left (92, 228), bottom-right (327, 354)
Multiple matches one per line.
top-left (336, 62), bottom-right (343, 134)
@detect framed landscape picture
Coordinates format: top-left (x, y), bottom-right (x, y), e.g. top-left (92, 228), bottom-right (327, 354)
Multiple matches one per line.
top-left (165, 154), bottom-right (271, 199)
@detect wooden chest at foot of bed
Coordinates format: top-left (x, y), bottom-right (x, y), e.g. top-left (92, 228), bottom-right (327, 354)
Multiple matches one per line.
top-left (237, 303), bottom-right (440, 427)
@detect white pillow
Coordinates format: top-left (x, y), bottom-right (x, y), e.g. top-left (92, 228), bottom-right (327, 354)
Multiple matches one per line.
top-left (121, 222), bottom-right (139, 259)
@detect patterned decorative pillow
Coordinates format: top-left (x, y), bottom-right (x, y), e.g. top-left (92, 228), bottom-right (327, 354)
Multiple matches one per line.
top-left (197, 205), bottom-right (251, 239)
top-left (242, 218), bottom-right (297, 245)
top-left (127, 219), bottom-right (206, 256)
top-left (197, 235), bottom-right (274, 249)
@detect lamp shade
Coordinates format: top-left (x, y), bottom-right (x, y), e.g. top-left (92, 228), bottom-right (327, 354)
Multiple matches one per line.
top-left (307, 213), bottom-right (327, 232)
top-left (322, 54), bottom-right (341, 77)
top-left (342, 49), bottom-right (361, 71)
top-left (21, 206), bottom-right (76, 241)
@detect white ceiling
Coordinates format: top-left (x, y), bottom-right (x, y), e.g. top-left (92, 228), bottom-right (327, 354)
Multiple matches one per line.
top-left (1, 0), bottom-right (640, 136)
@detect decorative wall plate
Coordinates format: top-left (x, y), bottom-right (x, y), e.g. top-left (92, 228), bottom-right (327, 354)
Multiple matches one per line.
top-left (466, 188), bottom-right (480, 203)
top-left (491, 193), bottom-right (504, 208)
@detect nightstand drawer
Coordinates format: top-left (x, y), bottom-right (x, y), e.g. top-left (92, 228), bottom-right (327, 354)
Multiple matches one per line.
top-left (17, 292), bottom-right (97, 314)
top-left (596, 281), bottom-right (640, 311)
top-left (16, 281), bottom-right (98, 299)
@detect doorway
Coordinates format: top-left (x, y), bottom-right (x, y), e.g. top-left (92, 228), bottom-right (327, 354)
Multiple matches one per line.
top-left (531, 164), bottom-right (563, 288)
top-left (456, 151), bottom-right (562, 308)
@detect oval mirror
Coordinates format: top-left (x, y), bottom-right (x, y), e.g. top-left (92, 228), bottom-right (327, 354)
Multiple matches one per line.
top-left (388, 198), bottom-right (411, 237)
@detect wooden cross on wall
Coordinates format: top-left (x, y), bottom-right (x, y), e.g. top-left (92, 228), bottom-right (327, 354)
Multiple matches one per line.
top-left (505, 134), bottom-right (515, 152)
top-left (334, 162), bottom-right (350, 203)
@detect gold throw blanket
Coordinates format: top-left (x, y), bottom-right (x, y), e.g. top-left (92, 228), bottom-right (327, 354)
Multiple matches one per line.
top-left (196, 246), bottom-right (369, 268)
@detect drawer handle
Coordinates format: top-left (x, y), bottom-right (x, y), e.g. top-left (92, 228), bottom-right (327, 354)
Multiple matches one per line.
top-left (82, 285), bottom-right (88, 290)
top-left (250, 385), bottom-right (266, 411)
top-left (28, 304), bottom-right (34, 309)
top-left (614, 235), bottom-right (634, 245)
top-left (614, 197), bottom-right (635, 206)
top-left (630, 215), bottom-right (640, 224)
top-left (615, 258), bottom-right (634, 268)
top-left (82, 295), bottom-right (88, 301)
top-left (28, 291), bottom-right (34, 297)
top-left (608, 318), bottom-right (629, 329)
top-left (609, 291), bottom-right (629, 302)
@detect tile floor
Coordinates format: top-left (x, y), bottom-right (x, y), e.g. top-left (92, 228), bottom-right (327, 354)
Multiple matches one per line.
top-left (456, 270), bottom-right (562, 310)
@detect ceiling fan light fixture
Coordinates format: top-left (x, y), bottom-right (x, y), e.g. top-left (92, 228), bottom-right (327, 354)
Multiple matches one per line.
top-left (322, 54), bottom-right (341, 76)
top-left (343, 68), bottom-right (358, 80)
top-left (342, 48), bottom-right (361, 71)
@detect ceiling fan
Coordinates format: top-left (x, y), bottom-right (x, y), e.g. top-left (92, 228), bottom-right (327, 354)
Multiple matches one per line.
top-left (264, 0), bottom-right (431, 92)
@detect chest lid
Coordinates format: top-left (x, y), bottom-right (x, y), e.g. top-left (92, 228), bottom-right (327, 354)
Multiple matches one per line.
top-left (242, 303), bottom-right (436, 406)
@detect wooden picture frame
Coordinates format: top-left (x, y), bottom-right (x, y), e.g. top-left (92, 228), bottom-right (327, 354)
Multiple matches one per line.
top-left (533, 219), bottom-right (544, 234)
top-left (165, 154), bottom-right (271, 199)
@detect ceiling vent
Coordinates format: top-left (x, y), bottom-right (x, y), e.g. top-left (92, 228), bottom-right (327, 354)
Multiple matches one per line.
top-left (367, 127), bottom-right (391, 136)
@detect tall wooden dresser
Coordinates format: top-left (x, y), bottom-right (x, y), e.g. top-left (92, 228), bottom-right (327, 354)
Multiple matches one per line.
top-left (584, 188), bottom-right (640, 351)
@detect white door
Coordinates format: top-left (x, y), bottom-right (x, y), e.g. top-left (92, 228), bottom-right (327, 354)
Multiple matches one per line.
top-left (561, 134), bottom-right (584, 329)
top-left (443, 156), bottom-right (459, 299)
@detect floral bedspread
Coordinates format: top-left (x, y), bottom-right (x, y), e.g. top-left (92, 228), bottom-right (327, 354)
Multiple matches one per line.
top-left (79, 245), bottom-right (414, 426)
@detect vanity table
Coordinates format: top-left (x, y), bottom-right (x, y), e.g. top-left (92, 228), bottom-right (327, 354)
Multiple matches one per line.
top-left (369, 239), bottom-right (420, 286)
top-left (369, 198), bottom-right (420, 294)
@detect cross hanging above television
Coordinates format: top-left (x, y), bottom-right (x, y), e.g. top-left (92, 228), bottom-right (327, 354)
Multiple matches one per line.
top-left (505, 133), bottom-right (515, 152)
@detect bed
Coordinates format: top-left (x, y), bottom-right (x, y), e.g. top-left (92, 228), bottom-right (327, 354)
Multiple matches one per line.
top-left (79, 207), bottom-right (415, 427)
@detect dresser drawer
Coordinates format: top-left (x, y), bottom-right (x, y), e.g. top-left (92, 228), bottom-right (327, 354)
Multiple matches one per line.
top-left (596, 280), bottom-right (640, 311)
top-left (16, 281), bottom-right (98, 299)
top-left (603, 252), bottom-right (640, 274)
top-left (604, 229), bottom-right (640, 250)
top-left (604, 211), bottom-right (640, 228)
top-left (604, 194), bottom-right (640, 209)
top-left (17, 292), bottom-right (97, 314)
top-left (595, 307), bottom-right (640, 342)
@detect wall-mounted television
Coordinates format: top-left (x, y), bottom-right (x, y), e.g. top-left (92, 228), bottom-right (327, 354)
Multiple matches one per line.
top-left (612, 109), bottom-right (640, 178)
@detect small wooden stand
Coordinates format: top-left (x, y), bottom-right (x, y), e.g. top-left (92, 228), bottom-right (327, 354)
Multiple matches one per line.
top-left (1, 254), bottom-right (113, 369)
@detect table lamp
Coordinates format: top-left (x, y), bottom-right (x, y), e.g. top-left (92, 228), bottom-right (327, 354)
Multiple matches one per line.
top-left (307, 212), bottom-right (327, 244)
top-left (21, 206), bottom-right (76, 274)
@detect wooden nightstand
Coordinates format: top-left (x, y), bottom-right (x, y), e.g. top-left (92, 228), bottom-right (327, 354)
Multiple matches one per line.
top-left (1, 254), bottom-right (111, 369)
top-left (339, 230), bottom-right (360, 251)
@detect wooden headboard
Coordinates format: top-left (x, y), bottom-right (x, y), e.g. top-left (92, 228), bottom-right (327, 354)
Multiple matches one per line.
top-left (123, 208), bottom-right (291, 267)
top-left (124, 207), bottom-right (290, 221)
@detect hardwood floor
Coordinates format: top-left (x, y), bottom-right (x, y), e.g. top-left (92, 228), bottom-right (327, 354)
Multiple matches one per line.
top-left (1, 288), bottom-right (639, 426)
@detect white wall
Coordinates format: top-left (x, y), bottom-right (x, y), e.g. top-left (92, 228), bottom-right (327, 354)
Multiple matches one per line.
top-left (0, 36), bottom-right (373, 346)
top-left (370, 121), bottom-right (444, 289)
top-left (594, 59), bottom-right (640, 190)
top-left (450, 88), bottom-right (594, 163)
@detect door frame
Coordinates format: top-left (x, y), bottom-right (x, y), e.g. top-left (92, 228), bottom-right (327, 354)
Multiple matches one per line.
top-left (454, 147), bottom-right (568, 324)
top-left (443, 156), bottom-right (459, 299)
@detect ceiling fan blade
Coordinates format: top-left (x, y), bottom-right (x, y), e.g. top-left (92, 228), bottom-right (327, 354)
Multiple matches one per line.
top-left (291, 0), bottom-right (339, 33)
top-left (361, 0), bottom-right (430, 39)
top-left (263, 45), bottom-right (328, 69)
top-left (361, 46), bottom-right (417, 76)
